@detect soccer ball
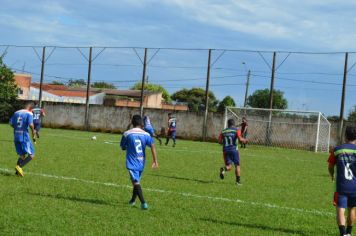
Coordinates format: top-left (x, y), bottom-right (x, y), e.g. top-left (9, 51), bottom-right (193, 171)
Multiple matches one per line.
top-left (91, 136), bottom-right (97, 141)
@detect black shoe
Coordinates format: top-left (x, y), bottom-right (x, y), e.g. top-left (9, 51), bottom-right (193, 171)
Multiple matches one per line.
top-left (220, 168), bottom-right (225, 179)
top-left (172, 143), bottom-right (176, 147)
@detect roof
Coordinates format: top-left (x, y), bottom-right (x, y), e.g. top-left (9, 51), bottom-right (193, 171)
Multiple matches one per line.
top-left (14, 73), bottom-right (31, 88)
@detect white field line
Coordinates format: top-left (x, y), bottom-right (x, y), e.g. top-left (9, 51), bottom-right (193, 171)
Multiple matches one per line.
top-left (0, 167), bottom-right (333, 217)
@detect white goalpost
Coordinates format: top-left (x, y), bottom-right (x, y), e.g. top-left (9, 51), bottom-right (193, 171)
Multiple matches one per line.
top-left (224, 107), bottom-right (331, 152)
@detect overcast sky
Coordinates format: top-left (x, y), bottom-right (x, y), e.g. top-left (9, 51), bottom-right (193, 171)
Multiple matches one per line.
top-left (1, 0), bottom-right (356, 116)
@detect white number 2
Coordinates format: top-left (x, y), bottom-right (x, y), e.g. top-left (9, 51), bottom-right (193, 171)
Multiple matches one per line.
top-left (345, 163), bottom-right (354, 180)
top-left (135, 140), bottom-right (143, 154)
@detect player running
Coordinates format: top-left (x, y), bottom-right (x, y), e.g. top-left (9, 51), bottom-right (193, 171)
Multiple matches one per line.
top-left (240, 117), bottom-right (248, 149)
top-left (120, 115), bottom-right (158, 210)
top-left (328, 125), bottom-right (356, 236)
top-left (219, 118), bottom-right (247, 186)
top-left (10, 102), bottom-right (36, 177)
top-left (143, 114), bottom-right (162, 145)
top-left (31, 104), bottom-right (46, 144)
top-left (165, 113), bottom-right (177, 147)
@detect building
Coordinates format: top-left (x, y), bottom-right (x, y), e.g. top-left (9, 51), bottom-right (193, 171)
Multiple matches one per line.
top-left (13, 73), bottom-right (188, 111)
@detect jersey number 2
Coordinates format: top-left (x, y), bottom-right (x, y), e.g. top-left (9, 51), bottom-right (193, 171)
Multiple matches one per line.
top-left (135, 140), bottom-right (143, 154)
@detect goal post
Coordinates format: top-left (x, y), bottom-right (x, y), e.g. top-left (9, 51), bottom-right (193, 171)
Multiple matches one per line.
top-left (224, 107), bottom-right (331, 152)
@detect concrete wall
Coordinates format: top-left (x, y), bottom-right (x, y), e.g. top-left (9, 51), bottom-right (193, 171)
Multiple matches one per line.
top-left (41, 102), bottom-right (355, 149)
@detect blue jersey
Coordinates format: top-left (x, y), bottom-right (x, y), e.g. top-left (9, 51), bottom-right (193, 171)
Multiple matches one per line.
top-left (329, 143), bottom-right (356, 195)
top-left (143, 116), bottom-right (153, 130)
top-left (10, 109), bottom-right (34, 143)
top-left (120, 128), bottom-right (154, 171)
top-left (168, 117), bottom-right (177, 131)
top-left (32, 107), bottom-right (43, 124)
top-left (219, 127), bottom-right (241, 152)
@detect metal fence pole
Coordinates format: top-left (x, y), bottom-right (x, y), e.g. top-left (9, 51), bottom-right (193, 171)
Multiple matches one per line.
top-left (140, 48), bottom-right (148, 117)
top-left (266, 52), bottom-right (277, 145)
top-left (202, 49), bottom-right (212, 141)
top-left (38, 46), bottom-right (46, 107)
top-left (84, 47), bottom-right (93, 131)
top-left (339, 52), bottom-right (348, 144)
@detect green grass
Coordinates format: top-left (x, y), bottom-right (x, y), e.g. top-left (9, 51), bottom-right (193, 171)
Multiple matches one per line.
top-left (0, 124), bottom-right (336, 235)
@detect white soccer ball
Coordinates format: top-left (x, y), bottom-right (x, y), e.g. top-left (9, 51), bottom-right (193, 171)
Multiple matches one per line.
top-left (91, 136), bottom-right (97, 140)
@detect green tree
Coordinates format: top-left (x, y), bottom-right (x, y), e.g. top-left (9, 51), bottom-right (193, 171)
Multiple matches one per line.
top-left (247, 89), bottom-right (288, 109)
top-left (171, 88), bottom-right (218, 112)
top-left (91, 82), bottom-right (116, 89)
top-left (131, 82), bottom-right (171, 102)
top-left (217, 96), bottom-right (236, 113)
top-left (68, 79), bottom-right (86, 87)
top-left (0, 58), bottom-right (19, 122)
top-left (348, 106), bottom-right (356, 122)
top-left (50, 81), bottom-right (64, 85)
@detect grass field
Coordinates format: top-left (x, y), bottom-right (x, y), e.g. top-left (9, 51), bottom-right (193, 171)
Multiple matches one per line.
top-left (0, 124), bottom-right (337, 235)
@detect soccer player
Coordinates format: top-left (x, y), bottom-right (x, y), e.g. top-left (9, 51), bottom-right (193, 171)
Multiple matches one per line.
top-left (240, 117), bottom-right (248, 148)
top-left (143, 114), bottom-right (162, 145)
top-left (31, 104), bottom-right (46, 144)
top-left (9, 102), bottom-right (36, 177)
top-left (328, 125), bottom-right (356, 236)
top-left (120, 114), bottom-right (158, 210)
top-left (165, 113), bottom-right (177, 147)
top-left (219, 118), bottom-right (247, 186)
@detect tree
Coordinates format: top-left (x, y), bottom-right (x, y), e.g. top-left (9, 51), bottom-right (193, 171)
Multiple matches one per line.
top-left (0, 58), bottom-right (19, 122)
top-left (131, 82), bottom-right (171, 102)
top-left (171, 88), bottom-right (218, 112)
top-left (50, 81), bottom-right (64, 85)
top-left (348, 106), bottom-right (356, 122)
top-left (91, 82), bottom-right (116, 89)
top-left (247, 89), bottom-right (288, 109)
top-left (217, 96), bottom-right (236, 113)
top-left (68, 79), bottom-right (86, 87)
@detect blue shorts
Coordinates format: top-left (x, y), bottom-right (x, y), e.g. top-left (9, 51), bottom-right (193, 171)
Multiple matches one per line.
top-left (34, 122), bottom-right (41, 131)
top-left (144, 128), bottom-right (154, 137)
top-left (223, 151), bottom-right (240, 166)
top-left (335, 192), bottom-right (356, 208)
top-left (15, 141), bottom-right (35, 156)
top-left (168, 130), bottom-right (176, 139)
top-left (128, 169), bottom-right (143, 183)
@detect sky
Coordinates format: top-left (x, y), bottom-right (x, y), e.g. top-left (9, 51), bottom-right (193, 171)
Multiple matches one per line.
top-left (0, 0), bottom-right (356, 116)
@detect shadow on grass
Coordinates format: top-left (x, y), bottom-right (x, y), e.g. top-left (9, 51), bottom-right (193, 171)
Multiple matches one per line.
top-left (149, 173), bottom-right (213, 184)
top-left (200, 218), bottom-right (307, 236)
top-left (27, 192), bottom-right (116, 207)
top-left (0, 139), bottom-right (13, 143)
top-left (0, 170), bottom-right (14, 177)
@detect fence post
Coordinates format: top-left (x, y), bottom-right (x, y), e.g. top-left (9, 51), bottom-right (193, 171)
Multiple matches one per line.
top-left (266, 52), bottom-right (277, 145)
top-left (38, 46), bottom-right (46, 107)
top-left (339, 52), bottom-right (348, 144)
top-left (140, 48), bottom-right (148, 117)
top-left (84, 47), bottom-right (93, 131)
top-left (315, 112), bottom-right (321, 152)
top-left (202, 49), bottom-right (212, 141)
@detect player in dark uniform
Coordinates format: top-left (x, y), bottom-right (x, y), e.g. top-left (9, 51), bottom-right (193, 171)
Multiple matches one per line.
top-left (120, 115), bottom-right (158, 210)
top-left (165, 113), bottom-right (177, 147)
top-left (219, 119), bottom-right (247, 186)
top-left (328, 125), bottom-right (356, 236)
top-left (240, 117), bottom-right (248, 148)
top-left (31, 104), bottom-right (46, 144)
top-left (143, 114), bottom-right (162, 145)
top-left (9, 102), bottom-right (36, 177)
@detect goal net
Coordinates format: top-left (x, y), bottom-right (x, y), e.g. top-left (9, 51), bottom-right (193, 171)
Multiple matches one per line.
top-left (224, 107), bottom-right (331, 152)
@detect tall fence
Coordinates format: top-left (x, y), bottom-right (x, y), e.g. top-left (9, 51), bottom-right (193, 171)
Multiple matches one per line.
top-left (1, 45), bottom-right (356, 143)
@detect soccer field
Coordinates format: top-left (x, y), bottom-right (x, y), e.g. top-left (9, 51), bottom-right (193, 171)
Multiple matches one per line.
top-left (0, 124), bottom-right (336, 235)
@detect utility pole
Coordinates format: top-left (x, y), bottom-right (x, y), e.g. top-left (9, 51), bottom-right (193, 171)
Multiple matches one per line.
top-left (202, 49), bottom-right (212, 141)
top-left (243, 70), bottom-right (251, 107)
top-left (266, 52), bottom-right (277, 145)
top-left (339, 52), bottom-right (348, 143)
top-left (140, 48), bottom-right (148, 117)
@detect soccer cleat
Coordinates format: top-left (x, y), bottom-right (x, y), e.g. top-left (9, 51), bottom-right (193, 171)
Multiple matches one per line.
top-left (236, 181), bottom-right (242, 187)
top-left (219, 168), bottom-right (225, 179)
top-left (172, 143), bottom-right (176, 147)
top-left (141, 202), bottom-right (148, 210)
top-left (15, 165), bottom-right (24, 177)
top-left (128, 200), bottom-right (136, 206)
